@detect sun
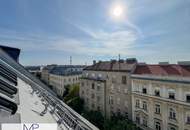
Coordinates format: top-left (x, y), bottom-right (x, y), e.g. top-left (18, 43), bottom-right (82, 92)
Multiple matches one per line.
top-left (110, 2), bottom-right (126, 21)
top-left (113, 6), bottom-right (123, 17)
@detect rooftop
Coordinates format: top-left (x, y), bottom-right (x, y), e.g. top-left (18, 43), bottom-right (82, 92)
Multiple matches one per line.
top-left (50, 65), bottom-right (84, 76)
top-left (84, 58), bottom-right (137, 72)
top-left (133, 64), bottom-right (190, 77)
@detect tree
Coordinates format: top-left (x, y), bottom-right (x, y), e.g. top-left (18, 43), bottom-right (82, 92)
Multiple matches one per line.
top-left (82, 110), bottom-right (104, 130)
top-left (67, 97), bottom-right (84, 114)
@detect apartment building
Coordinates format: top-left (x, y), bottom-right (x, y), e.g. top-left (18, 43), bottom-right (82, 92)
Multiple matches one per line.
top-left (49, 65), bottom-right (83, 97)
top-left (80, 59), bottom-right (137, 118)
top-left (41, 64), bottom-right (56, 84)
top-left (131, 62), bottom-right (190, 130)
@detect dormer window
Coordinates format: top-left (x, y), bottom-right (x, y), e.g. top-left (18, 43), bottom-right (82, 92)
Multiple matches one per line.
top-left (142, 88), bottom-right (147, 94)
top-left (168, 89), bottom-right (175, 100)
top-left (155, 89), bottom-right (160, 96)
top-left (169, 93), bottom-right (175, 99)
top-left (186, 94), bottom-right (190, 103)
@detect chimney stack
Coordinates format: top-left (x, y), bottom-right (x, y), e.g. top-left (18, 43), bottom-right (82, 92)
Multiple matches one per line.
top-left (93, 60), bottom-right (96, 65)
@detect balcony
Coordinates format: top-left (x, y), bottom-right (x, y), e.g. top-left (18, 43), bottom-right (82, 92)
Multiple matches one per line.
top-left (0, 48), bottom-right (99, 130)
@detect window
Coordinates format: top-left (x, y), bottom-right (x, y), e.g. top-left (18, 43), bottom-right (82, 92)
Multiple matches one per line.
top-left (97, 106), bottom-right (101, 111)
top-left (155, 89), bottom-right (160, 96)
top-left (117, 108), bottom-right (121, 115)
top-left (186, 94), bottom-right (190, 102)
top-left (117, 98), bottom-right (120, 105)
top-left (97, 96), bottom-right (100, 102)
top-left (169, 92), bottom-right (175, 99)
top-left (155, 122), bottom-right (161, 130)
top-left (142, 88), bottom-right (147, 94)
top-left (112, 76), bottom-right (116, 83)
top-left (186, 116), bottom-right (190, 124)
top-left (136, 99), bottom-right (140, 108)
top-left (169, 108), bottom-right (176, 120)
top-left (91, 93), bottom-right (95, 99)
top-left (81, 82), bottom-right (84, 87)
top-left (124, 101), bottom-right (128, 108)
top-left (136, 114), bottom-right (140, 124)
top-left (142, 116), bottom-right (147, 127)
top-left (92, 83), bottom-right (95, 89)
top-left (91, 103), bottom-right (95, 108)
top-left (170, 127), bottom-right (176, 130)
top-left (98, 74), bottom-right (102, 79)
top-left (118, 86), bottom-right (121, 92)
top-left (109, 96), bottom-right (114, 105)
top-left (122, 76), bottom-right (127, 84)
top-left (92, 73), bottom-right (95, 77)
top-left (143, 101), bottom-right (147, 111)
top-left (124, 88), bottom-right (128, 94)
top-left (155, 104), bottom-right (161, 114)
top-left (97, 85), bottom-right (100, 91)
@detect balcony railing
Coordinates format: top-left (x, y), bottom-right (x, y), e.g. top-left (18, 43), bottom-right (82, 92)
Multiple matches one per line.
top-left (0, 48), bottom-right (99, 130)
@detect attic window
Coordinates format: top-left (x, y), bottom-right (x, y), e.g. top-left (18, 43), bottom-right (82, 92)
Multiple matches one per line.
top-left (186, 94), bottom-right (190, 103)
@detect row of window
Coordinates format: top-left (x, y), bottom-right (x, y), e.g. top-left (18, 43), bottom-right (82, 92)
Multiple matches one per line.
top-left (84, 72), bottom-right (128, 84)
top-left (135, 99), bottom-right (190, 124)
top-left (51, 76), bottom-right (79, 82)
top-left (136, 115), bottom-right (189, 130)
top-left (139, 87), bottom-right (190, 102)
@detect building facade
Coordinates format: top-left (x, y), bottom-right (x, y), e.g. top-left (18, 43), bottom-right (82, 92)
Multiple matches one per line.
top-left (131, 63), bottom-right (190, 130)
top-left (80, 59), bottom-right (137, 118)
top-left (49, 65), bottom-right (84, 97)
top-left (41, 65), bottom-right (56, 84)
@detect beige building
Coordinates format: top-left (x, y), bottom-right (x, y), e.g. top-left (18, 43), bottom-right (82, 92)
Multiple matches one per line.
top-left (131, 63), bottom-right (190, 130)
top-left (41, 65), bottom-right (56, 84)
top-left (49, 65), bottom-right (83, 97)
top-left (80, 59), bottom-right (137, 118)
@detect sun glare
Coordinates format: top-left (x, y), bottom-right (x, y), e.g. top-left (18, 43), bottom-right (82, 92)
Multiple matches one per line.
top-left (113, 6), bottom-right (123, 17)
top-left (110, 2), bottom-right (126, 21)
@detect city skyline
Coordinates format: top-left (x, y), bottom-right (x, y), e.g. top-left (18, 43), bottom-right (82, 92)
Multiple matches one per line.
top-left (0, 0), bottom-right (190, 65)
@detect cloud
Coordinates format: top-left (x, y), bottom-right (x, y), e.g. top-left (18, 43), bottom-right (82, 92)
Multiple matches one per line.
top-left (49, 25), bottom-right (139, 56)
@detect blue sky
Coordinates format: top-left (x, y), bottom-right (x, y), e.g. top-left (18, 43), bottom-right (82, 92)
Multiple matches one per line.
top-left (0, 0), bottom-right (190, 65)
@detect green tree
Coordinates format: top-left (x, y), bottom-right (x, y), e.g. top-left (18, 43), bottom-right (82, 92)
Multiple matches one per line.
top-left (67, 97), bottom-right (84, 114)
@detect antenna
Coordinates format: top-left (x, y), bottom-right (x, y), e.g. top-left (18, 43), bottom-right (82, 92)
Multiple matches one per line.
top-left (118, 54), bottom-right (121, 70)
top-left (70, 56), bottom-right (72, 65)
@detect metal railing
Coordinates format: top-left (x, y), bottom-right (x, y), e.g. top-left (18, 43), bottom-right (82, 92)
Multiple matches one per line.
top-left (0, 49), bottom-right (99, 130)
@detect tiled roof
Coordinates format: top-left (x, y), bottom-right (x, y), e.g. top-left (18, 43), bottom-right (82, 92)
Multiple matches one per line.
top-left (133, 64), bottom-right (190, 77)
top-left (84, 59), bottom-right (137, 72)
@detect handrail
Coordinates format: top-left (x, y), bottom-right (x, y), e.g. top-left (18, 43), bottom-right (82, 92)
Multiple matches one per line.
top-left (0, 48), bottom-right (99, 130)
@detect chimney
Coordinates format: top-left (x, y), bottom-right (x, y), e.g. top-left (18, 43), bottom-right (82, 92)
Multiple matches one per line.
top-left (93, 60), bottom-right (96, 65)
top-left (126, 58), bottom-right (137, 64)
top-left (178, 61), bottom-right (190, 65)
top-left (159, 62), bottom-right (169, 65)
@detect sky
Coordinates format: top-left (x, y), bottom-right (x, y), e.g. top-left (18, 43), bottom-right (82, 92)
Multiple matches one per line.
top-left (0, 0), bottom-right (190, 65)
